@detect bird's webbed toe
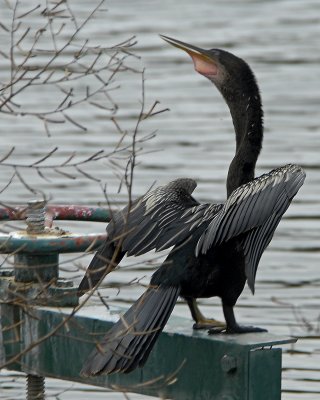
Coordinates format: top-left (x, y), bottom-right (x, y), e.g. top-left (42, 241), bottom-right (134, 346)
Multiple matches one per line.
top-left (208, 324), bottom-right (267, 335)
top-left (225, 324), bottom-right (267, 334)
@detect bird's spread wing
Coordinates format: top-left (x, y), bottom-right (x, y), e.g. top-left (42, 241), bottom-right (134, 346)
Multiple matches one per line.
top-left (108, 178), bottom-right (223, 256)
top-left (197, 164), bottom-right (306, 292)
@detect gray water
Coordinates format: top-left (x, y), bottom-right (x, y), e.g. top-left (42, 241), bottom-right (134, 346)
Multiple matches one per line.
top-left (0, 0), bottom-right (319, 398)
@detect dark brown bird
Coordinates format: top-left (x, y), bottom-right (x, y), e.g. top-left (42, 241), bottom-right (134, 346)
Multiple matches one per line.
top-left (78, 35), bottom-right (305, 375)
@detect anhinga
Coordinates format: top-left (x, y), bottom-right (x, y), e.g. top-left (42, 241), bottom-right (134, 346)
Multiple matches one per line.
top-left (78, 35), bottom-right (305, 375)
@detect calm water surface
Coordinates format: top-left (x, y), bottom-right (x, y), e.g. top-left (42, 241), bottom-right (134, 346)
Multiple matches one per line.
top-left (0, 0), bottom-right (319, 398)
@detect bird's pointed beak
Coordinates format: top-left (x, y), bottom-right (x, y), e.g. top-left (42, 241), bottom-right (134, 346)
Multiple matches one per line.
top-left (160, 35), bottom-right (218, 77)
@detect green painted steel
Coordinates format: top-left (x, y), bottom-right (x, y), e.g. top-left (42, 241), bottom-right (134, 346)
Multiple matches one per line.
top-left (0, 303), bottom-right (295, 399)
top-left (0, 273), bottom-right (78, 307)
top-left (0, 232), bottom-right (106, 254)
top-left (248, 349), bottom-right (282, 400)
top-left (14, 253), bottom-right (59, 282)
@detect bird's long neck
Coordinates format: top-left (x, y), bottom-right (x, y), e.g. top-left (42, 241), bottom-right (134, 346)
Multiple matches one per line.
top-left (225, 84), bottom-right (263, 197)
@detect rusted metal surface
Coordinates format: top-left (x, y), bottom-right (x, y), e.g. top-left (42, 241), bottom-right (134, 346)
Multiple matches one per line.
top-left (48, 206), bottom-right (111, 222)
top-left (0, 202), bottom-right (108, 254)
top-left (0, 205), bottom-right (111, 222)
top-left (0, 232), bottom-right (107, 254)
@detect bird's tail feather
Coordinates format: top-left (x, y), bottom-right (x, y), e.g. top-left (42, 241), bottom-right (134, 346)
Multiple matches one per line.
top-left (77, 241), bottom-right (124, 296)
top-left (80, 285), bottom-right (180, 375)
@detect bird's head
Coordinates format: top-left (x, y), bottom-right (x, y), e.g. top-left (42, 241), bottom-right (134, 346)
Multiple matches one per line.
top-left (160, 35), bottom-right (257, 103)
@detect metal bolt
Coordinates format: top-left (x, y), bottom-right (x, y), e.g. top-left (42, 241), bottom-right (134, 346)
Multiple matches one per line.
top-left (27, 374), bottom-right (45, 400)
top-left (221, 354), bottom-right (237, 373)
top-left (26, 200), bottom-right (46, 234)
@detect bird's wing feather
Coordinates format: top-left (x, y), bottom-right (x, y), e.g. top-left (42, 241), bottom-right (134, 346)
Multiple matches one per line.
top-left (108, 178), bottom-right (222, 256)
top-left (197, 164), bottom-right (305, 290)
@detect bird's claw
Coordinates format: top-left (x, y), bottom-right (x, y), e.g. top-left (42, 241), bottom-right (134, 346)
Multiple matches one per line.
top-left (208, 325), bottom-right (267, 335)
top-left (227, 325), bottom-right (267, 334)
top-left (208, 327), bottom-right (226, 334)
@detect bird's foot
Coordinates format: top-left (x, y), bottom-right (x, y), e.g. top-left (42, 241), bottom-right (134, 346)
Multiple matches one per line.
top-left (227, 325), bottom-right (267, 334)
top-left (193, 318), bottom-right (226, 330)
top-left (207, 327), bottom-right (226, 334)
top-left (208, 324), bottom-right (267, 334)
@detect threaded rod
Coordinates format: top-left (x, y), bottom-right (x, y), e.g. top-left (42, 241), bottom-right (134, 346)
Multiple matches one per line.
top-left (27, 374), bottom-right (45, 400)
top-left (26, 200), bottom-right (46, 234)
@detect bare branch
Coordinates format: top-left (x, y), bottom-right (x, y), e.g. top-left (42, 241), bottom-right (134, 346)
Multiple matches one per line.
top-left (36, 167), bottom-right (51, 182)
top-left (31, 147), bottom-right (58, 166)
top-left (0, 147), bottom-right (15, 163)
top-left (17, 4), bottom-right (41, 19)
top-left (15, 26), bottom-right (30, 47)
top-left (63, 112), bottom-right (87, 131)
top-left (0, 172), bottom-right (16, 194)
top-left (76, 166), bottom-right (101, 182)
top-left (15, 168), bottom-right (38, 194)
top-left (54, 168), bottom-right (77, 180)
top-left (0, 21), bottom-right (10, 32)
top-left (0, 6), bottom-right (170, 392)
top-left (60, 152), bottom-right (76, 166)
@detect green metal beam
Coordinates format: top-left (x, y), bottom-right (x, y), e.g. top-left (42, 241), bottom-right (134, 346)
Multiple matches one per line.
top-left (0, 303), bottom-right (295, 400)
